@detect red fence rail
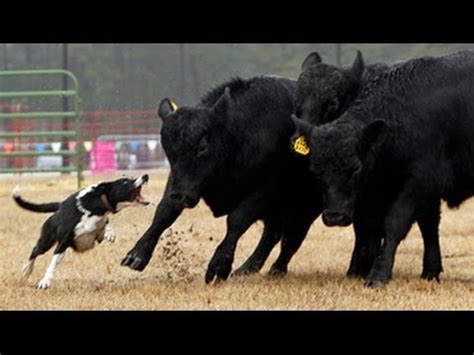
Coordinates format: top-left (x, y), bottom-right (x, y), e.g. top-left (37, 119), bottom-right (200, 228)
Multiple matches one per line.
top-left (0, 108), bottom-right (168, 171)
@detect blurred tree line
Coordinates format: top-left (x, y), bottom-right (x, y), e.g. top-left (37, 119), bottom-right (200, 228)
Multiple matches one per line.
top-left (1, 43), bottom-right (473, 111)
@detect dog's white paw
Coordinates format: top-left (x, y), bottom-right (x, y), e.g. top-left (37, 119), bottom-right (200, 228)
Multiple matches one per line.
top-left (37, 277), bottom-right (52, 290)
top-left (22, 260), bottom-right (34, 278)
top-left (105, 226), bottom-right (116, 243)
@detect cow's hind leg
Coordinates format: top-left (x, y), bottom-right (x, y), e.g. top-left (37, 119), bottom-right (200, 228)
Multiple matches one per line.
top-left (232, 219), bottom-right (282, 277)
top-left (268, 210), bottom-right (318, 277)
top-left (205, 191), bottom-right (275, 284)
top-left (417, 200), bottom-right (443, 282)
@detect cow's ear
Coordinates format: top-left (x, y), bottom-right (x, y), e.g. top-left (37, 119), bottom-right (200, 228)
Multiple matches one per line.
top-left (301, 52), bottom-right (322, 71)
top-left (357, 119), bottom-right (387, 159)
top-left (212, 87), bottom-right (232, 116)
top-left (292, 114), bottom-right (313, 138)
top-left (291, 114), bottom-right (314, 156)
top-left (349, 50), bottom-right (365, 81)
top-left (158, 98), bottom-right (178, 121)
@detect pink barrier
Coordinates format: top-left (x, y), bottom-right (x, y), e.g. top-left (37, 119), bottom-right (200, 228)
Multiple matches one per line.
top-left (89, 141), bottom-right (117, 174)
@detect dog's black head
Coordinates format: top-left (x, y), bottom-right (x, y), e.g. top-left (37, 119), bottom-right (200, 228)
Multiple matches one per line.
top-left (95, 174), bottom-right (150, 213)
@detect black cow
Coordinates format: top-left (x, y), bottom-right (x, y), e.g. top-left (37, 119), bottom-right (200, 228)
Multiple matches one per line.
top-left (296, 50), bottom-right (388, 125)
top-left (232, 51), bottom-right (391, 276)
top-left (292, 50), bottom-right (474, 288)
top-left (121, 76), bottom-right (322, 283)
top-left (294, 51), bottom-right (443, 283)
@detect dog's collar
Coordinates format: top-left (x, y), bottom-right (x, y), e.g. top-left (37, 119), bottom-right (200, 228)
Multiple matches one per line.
top-left (100, 194), bottom-right (116, 214)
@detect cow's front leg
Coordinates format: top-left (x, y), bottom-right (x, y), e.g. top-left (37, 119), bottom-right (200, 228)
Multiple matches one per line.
top-left (205, 194), bottom-right (269, 284)
top-left (365, 181), bottom-right (418, 288)
top-left (347, 216), bottom-right (383, 279)
top-left (121, 173), bottom-right (184, 271)
top-left (417, 200), bottom-right (443, 282)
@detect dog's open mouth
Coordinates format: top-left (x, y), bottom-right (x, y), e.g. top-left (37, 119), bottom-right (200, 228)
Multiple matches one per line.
top-left (132, 186), bottom-right (150, 205)
top-left (133, 175), bottom-right (150, 205)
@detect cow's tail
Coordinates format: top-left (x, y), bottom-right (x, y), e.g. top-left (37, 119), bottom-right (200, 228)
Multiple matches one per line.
top-left (12, 186), bottom-right (60, 213)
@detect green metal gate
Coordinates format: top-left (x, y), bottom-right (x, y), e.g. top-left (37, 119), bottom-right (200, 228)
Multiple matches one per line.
top-left (0, 69), bottom-right (83, 187)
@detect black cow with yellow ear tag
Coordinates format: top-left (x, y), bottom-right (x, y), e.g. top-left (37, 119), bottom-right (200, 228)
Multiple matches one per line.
top-left (121, 75), bottom-right (325, 283)
top-left (294, 50), bottom-right (474, 289)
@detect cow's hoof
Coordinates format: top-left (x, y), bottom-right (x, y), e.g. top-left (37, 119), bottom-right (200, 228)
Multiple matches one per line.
top-left (121, 250), bottom-right (151, 271)
top-left (205, 258), bottom-right (232, 284)
top-left (346, 269), bottom-right (365, 279)
top-left (231, 265), bottom-right (259, 278)
top-left (268, 267), bottom-right (287, 278)
top-left (347, 272), bottom-right (364, 280)
top-left (205, 269), bottom-right (229, 284)
top-left (364, 277), bottom-right (389, 289)
top-left (421, 269), bottom-right (442, 283)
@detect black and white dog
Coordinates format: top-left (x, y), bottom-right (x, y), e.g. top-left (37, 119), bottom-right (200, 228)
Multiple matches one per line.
top-left (12, 175), bottom-right (150, 289)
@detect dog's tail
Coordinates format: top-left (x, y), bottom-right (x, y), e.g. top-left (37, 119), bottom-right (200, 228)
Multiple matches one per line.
top-left (12, 186), bottom-right (60, 213)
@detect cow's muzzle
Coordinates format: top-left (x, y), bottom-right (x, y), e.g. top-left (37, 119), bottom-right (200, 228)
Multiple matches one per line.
top-left (322, 210), bottom-right (352, 227)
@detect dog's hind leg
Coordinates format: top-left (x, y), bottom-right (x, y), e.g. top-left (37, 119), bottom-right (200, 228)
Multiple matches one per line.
top-left (37, 236), bottom-right (69, 289)
top-left (22, 259), bottom-right (36, 278)
top-left (37, 251), bottom-right (66, 290)
top-left (23, 223), bottom-right (56, 278)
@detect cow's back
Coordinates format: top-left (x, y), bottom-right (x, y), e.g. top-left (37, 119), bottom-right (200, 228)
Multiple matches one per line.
top-left (348, 50), bottom-right (474, 209)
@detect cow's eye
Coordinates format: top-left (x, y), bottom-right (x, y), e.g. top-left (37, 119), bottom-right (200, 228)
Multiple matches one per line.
top-left (197, 136), bottom-right (209, 157)
top-left (352, 165), bottom-right (362, 177)
top-left (327, 98), bottom-right (340, 113)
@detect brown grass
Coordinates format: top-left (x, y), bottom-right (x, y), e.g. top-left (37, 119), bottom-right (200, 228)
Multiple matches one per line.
top-left (0, 171), bottom-right (473, 310)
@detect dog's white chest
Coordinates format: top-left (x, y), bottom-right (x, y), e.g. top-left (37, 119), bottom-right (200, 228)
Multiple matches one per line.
top-left (73, 215), bottom-right (108, 252)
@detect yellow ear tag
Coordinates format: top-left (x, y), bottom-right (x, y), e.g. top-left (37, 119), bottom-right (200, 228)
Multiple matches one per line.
top-left (170, 101), bottom-right (178, 112)
top-left (294, 136), bottom-right (310, 156)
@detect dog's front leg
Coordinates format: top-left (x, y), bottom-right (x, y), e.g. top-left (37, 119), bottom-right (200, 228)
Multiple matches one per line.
top-left (38, 252), bottom-right (66, 290)
top-left (104, 222), bottom-right (116, 243)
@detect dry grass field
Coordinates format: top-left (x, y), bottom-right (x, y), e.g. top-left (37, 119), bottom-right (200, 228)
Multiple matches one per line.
top-left (0, 171), bottom-right (473, 310)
